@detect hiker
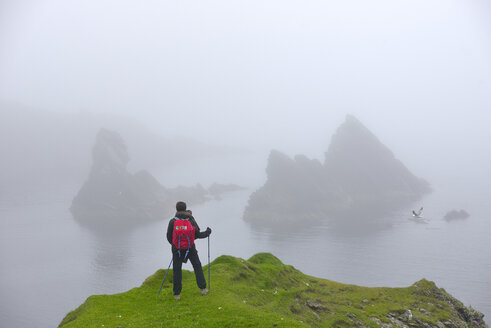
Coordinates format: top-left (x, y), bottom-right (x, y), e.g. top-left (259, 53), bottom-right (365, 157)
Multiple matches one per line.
top-left (166, 201), bottom-right (212, 300)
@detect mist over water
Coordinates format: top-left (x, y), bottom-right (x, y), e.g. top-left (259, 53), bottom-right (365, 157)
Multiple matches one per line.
top-left (1, 152), bottom-right (490, 327)
top-left (1, 0), bottom-right (491, 326)
top-left (0, 108), bottom-right (490, 327)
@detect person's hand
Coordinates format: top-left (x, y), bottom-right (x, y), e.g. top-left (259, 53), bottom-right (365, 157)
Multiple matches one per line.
top-left (206, 227), bottom-right (212, 236)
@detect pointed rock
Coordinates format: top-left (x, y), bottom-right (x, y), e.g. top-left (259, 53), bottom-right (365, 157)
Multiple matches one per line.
top-left (70, 129), bottom-right (172, 224)
top-left (244, 115), bottom-right (431, 226)
top-left (324, 115), bottom-right (430, 212)
top-left (244, 150), bottom-right (347, 225)
top-left (71, 129), bottom-right (244, 227)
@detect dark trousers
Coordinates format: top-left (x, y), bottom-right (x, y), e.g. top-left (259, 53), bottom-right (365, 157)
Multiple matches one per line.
top-left (172, 246), bottom-right (206, 295)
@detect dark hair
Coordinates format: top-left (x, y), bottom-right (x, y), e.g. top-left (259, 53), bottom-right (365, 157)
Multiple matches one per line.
top-left (176, 201), bottom-right (187, 212)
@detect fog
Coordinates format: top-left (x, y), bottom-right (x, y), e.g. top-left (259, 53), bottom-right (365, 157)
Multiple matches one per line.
top-left (1, 0), bottom-right (490, 161)
top-left (1, 1), bottom-right (491, 327)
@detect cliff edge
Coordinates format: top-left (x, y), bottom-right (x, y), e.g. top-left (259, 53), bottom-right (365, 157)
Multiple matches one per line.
top-left (59, 253), bottom-right (486, 328)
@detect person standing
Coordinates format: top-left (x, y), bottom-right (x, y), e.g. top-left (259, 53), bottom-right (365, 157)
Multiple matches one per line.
top-left (166, 201), bottom-right (211, 300)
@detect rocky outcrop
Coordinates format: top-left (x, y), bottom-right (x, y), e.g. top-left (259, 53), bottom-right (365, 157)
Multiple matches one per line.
top-left (71, 129), bottom-right (172, 224)
top-left (244, 115), bottom-right (431, 225)
top-left (71, 129), bottom-right (243, 226)
top-left (59, 254), bottom-right (488, 328)
top-left (244, 151), bottom-right (348, 224)
top-left (444, 209), bottom-right (470, 221)
top-left (324, 115), bottom-right (431, 214)
top-left (0, 103), bottom-right (243, 191)
top-left (412, 279), bottom-right (486, 327)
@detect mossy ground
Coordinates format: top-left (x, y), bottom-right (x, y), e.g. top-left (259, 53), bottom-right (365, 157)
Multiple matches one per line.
top-left (59, 253), bottom-right (485, 327)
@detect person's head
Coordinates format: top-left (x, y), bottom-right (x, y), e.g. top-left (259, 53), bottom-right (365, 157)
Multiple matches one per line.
top-left (176, 201), bottom-right (187, 212)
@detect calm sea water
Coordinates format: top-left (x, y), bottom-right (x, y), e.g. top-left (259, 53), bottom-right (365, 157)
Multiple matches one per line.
top-left (1, 155), bottom-right (490, 327)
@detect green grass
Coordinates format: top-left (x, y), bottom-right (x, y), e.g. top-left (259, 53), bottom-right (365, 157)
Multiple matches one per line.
top-left (59, 253), bottom-right (487, 328)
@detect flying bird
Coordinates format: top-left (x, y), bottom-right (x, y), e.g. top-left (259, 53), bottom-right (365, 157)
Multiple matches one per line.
top-left (412, 207), bottom-right (423, 218)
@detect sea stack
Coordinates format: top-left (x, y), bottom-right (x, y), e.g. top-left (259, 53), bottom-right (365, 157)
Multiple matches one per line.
top-left (324, 115), bottom-right (431, 214)
top-left (71, 128), bottom-right (172, 224)
top-left (244, 115), bottom-right (431, 225)
top-left (444, 209), bottom-right (470, 221)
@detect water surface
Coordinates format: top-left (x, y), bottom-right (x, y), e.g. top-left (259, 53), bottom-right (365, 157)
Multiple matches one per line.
top-left (1, 156), bottom-right (489, 327)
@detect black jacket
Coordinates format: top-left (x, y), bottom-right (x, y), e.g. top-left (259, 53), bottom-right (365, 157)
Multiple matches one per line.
top-left (166, 211), bottom-right (209, 250)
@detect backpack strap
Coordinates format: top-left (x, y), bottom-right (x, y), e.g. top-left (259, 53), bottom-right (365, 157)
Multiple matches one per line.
top-left (178, 235), bottom-right (181, 258)
top-left (183, 235), bottom-right (191, 260)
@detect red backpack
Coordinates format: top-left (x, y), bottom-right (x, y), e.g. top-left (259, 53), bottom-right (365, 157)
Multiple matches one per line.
top-left (172, 218), bottom-right (195, 252)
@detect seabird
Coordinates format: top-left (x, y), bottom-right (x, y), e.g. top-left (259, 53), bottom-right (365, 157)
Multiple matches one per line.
top-left (412, 207), bottom-right (423, 218)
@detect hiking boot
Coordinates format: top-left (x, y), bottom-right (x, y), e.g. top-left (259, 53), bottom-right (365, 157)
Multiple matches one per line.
top-left (201, 288), bottom-right (209, 296)
top-left (174, 295), bottom-right (180, 300)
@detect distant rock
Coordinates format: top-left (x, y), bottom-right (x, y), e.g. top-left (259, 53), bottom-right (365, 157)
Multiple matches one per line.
top-left (244, 151), bottom-right (346, 224)
top-left (244, 115), bottom-right (431, 225)
top-left (71, 129), bottom-right (172, 224)
top-left (324, 115), bottom-right (431, 214)
top-left (444, 209), bottom-right (470, 221)
top-left (71, 129), bottom-right (240, 226)
top-left (0, 102), bottom-right (244, 190)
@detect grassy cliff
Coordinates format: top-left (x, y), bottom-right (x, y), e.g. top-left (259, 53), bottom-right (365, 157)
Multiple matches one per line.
top-left (59, 253), bottom-right (487, 328)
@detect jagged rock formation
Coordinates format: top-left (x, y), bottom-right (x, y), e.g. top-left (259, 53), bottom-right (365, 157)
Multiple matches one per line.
top-left (71, 129), bottom-right (172, 223)
top-left (71, 129), bottom-right (242, 226)
top-left (444, 209), bottom-right (470, 221)
top-left (244, 151), bottom-right (347, 224)
top-left (0, 103), bottom-right (243, 195)
top-left (324, 115), bottom-right (431, 214)
top-left (244, 115), bottom-right (431, 225)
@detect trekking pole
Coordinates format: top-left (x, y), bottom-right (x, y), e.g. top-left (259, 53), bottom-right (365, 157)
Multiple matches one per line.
top-left (208, 235), bottom-right (210, 289)
top-left (158, 258), bottom-right (173, 296)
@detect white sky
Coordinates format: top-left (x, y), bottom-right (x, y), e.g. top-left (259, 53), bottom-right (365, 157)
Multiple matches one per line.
top-left (1, 0), bottom-right (490, 163)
